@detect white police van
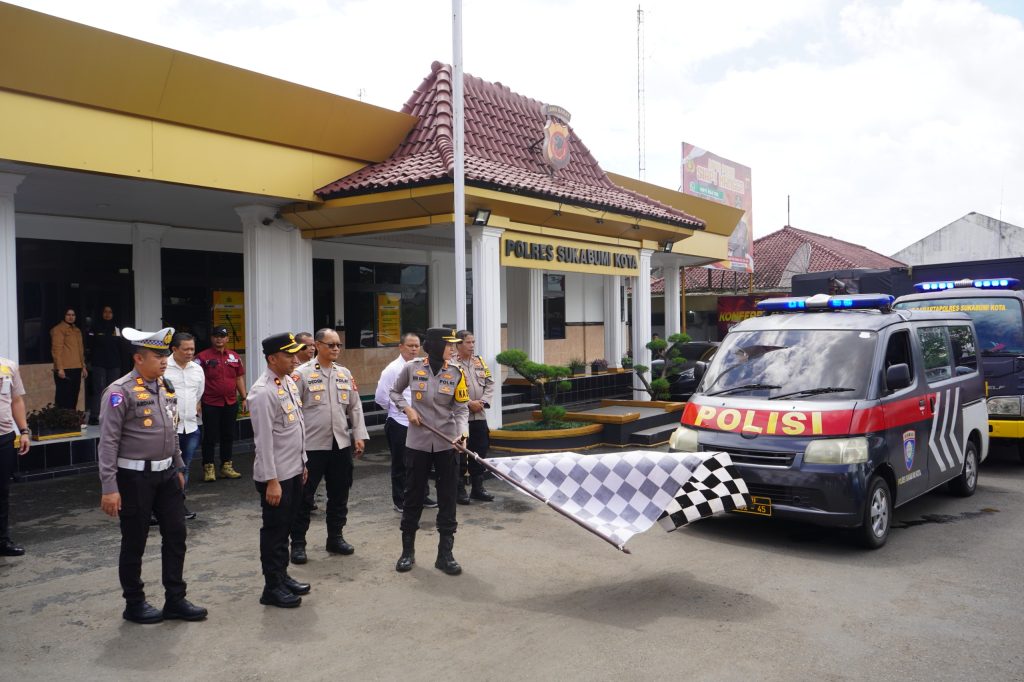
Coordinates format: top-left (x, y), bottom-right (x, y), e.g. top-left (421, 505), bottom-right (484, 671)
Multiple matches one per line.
top-left (669, 293), bottom-right (988, 548)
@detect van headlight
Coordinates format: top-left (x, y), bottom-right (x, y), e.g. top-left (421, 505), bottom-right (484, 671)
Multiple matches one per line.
top-left (669, 425), bottom-right (700, 452)
top-left (987, 396), bottom-right (1022, 416)
top-left (804, 437), bottom-right (869, 464)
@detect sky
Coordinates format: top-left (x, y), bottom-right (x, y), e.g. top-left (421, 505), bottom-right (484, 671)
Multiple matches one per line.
top-left (8, 0), bottom-right (1024, 257)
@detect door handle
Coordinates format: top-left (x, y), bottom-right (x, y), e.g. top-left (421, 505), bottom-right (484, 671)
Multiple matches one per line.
top-left (929, 396), bottom-right (936, 410)
top-left (919, 399), bottom-right (925, 409)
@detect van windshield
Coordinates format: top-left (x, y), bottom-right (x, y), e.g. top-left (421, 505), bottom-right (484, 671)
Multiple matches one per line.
top-left (893, 297), bottom-right (1024, 355)
top-left (699, 329), bottom-right (877, 400)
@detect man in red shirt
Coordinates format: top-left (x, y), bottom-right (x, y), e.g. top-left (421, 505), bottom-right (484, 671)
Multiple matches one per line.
top-left (196, 327), bottom-right (247, 482)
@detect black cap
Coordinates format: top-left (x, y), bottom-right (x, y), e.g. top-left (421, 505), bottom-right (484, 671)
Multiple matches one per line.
top-left (262, 332), bottom-right (306, 357)
top-left (211, 326), bottom-right (229, 337)
top-left (423, 327), bottom-right (461, 350)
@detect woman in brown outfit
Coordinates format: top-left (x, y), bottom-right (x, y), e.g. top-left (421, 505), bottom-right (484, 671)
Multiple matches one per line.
top-left (50, 308), bottom-right (87, 410)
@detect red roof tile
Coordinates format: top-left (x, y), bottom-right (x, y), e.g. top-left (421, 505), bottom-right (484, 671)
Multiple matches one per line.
top-left (316, 62), bottom-right (703, 229)
top-left (650, 225), bottom-right (905, 293)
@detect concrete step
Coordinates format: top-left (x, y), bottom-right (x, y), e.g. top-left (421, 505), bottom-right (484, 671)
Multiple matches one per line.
top-left (629, 422), bottom-right (679, 446)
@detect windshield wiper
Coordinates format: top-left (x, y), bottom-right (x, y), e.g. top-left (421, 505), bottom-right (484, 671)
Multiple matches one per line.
top-left (769, 387), bottom-right (855, 400)
top-left (706, 383), bottom-right (781, 397)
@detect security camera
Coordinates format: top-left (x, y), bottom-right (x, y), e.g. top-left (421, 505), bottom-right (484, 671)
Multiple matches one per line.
top-left (261, 217), bottom-right (274, 226)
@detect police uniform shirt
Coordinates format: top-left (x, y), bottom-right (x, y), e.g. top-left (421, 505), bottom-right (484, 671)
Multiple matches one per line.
top-left (455, 355), bottom-right (495, 422)
top-left (0, 357), bottom-right (26, 435)
top-left (98, 370), bottom-right (183, 495)
top-left (292, 360), bottom-right (369, 451)
top-left (249, 367), bottom-right (306, 483)
top-left (389, 358), bottom-right (469, 451)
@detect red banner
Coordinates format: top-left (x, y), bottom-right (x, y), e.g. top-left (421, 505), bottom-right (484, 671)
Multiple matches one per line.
top-left (717, 295), bottom-right (764, 337)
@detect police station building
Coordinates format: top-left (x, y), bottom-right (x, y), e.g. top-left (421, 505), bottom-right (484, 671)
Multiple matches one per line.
top-left (0, 4), bottom-right (741, 429)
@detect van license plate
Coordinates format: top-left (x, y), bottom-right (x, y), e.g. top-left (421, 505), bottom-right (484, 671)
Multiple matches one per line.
top-left (736, 495), bottom-right (772, 516)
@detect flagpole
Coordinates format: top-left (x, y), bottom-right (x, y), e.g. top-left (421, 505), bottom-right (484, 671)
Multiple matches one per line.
top-left (418, 420), bottom-right (630, 553)
top-left (452, 0), bottom-right (467, 330)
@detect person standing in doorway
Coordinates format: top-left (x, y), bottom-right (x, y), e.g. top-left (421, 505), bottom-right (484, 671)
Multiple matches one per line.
top-left (197, 326), bottom-right (246, 482)
top-left (51, 308), bottom-right (87, 410)
top-left (164, 332), bottom-right (205, 520)
top-left (0, 356), bottom-right (31, 557)
top-left (86, 305), bottom-right (124, 425)
top-left (454, 330), bottom-right (495, 504)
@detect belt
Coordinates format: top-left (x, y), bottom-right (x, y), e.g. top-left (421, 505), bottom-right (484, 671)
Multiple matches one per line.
top-left (117, 457), bottom-right (174, 472)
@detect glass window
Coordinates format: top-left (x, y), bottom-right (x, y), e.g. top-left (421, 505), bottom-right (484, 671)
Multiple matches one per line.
top-left (161, 249), bottom-right (244, 350)
top-left (916, 326), bottom-right (952, 383)
top-left (948, 324), bottom-right (978, 373)
top-left (883, 329), bottom-right (914, 393)
top-left (343, 261), bottom-right (429, 348)
top-left (698, 329), bottom-right (878, 400)
top-left (894, 296), bottom-right (1024, 355)
top-left (312, 258), bottom-right (335, 332)
top-left (543, 274), bottom-right (566, 340)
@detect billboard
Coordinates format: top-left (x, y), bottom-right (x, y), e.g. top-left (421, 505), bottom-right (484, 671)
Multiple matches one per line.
top-left (681, 143), bottom-right (753, 272)
top-left (717, 295), bottom-right (765, 338)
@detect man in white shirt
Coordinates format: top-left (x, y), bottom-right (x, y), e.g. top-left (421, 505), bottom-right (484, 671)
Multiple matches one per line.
top-left (375, 332), bottom-right (436, 512)
top-left (164, 332), bottom-right (205, 520)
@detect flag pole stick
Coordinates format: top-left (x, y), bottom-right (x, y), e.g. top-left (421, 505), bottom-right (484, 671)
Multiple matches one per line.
top-left (418, 420), bottom-right (630, 554)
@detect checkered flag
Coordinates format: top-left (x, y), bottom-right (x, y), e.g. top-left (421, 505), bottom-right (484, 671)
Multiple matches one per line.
top-left (489, 450), bottom-right (750, 551)
top-left (656, 452), bottom-right (750, 531)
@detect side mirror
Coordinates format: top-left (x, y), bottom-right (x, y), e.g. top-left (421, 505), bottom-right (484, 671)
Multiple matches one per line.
top-left (955, 365), bottom-right (974, 376)
top-left (886, 363), bottom-right (911, 391)
top-left (693, 360), bottom-right (708, 383)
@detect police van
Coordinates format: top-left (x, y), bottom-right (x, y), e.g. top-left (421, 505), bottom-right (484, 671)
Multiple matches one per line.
top-left (669, 293), bottom-right (988, 548)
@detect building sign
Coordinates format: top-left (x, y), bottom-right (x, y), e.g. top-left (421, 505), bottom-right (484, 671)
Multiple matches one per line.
top-left (500, 232), bottom-right (640, 276)
top-left (542, 104), bottom-right (572, 171)
top-left (377, 293), bottom-right (401, 345)
top-left (212, 290), bottom-right (245, 349)
top-left (681, 143), bottom-right (754, 273)
top-left (717, 295), bottom-right (765, 338)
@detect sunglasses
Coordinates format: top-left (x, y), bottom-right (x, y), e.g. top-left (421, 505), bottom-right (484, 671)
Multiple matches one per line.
top-left (319, 342), bottom-right (343, 349)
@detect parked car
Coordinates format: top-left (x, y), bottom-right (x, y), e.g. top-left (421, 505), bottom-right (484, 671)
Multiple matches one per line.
top-left (650, 341), bottom-right (720, 400)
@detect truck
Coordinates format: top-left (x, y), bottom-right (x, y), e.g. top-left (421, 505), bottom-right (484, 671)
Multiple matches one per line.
top-left (793, 258), bottom-right (1024, 461)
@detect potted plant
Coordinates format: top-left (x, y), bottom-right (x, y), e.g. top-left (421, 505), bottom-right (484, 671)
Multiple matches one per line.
top-left (27, 403), bottom-right (85, 441)
top-left (568, 358), bottom-right (586, 376)
top-left (621, 353), bottom-right (634, 369)
top-left (590, 358), bottom-right (609, 374)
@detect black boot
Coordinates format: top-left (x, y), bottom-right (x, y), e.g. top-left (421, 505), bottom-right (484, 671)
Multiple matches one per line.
top-left (326, 534), bottom-right (354, 555)
top-left (290, 543), bottom-right (307, 564)
top-left (162, 598), bottom-right (208, 621)
top-left (470, 475), bottom-right (494, 502)
top-left (434, 534), bottom-right (462, 575)
top-left (456, 478), bottom-right (471, 505)
top-left (261, 575), bottom-right (302, 608)
top-left (281, 573), bottom-right (311, 595)
top-left (123, 600), bottom-right (163, 624)
top-left (395, 531), bottom-right (416, 572)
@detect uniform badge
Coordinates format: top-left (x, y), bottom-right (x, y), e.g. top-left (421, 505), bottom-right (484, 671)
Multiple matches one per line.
top-left (903, 430), bottom-right (916, 470)
top-left (143, 408), bottom-right (152, 415)
top-left (290, 373), bottom-right (300, 382)
top-left (288, 413), bottom-right (296, 422)
top-left (138, 393), bottom-right (150, 400)
top-left (274, 377), bottom-right (282, 385)
top-left (415, 392), bottom-right (423, 400)
top-left (341, 392), bottom-right (348, 401)
top-left (415, 370), bottom-right (427, 377)
top-left (132, 385), bottom-right (145, 392)
top-left (166, 392), bottom-right (175, 398)
top-left (310, 373), bottom-right (319, 379)
top-left (109, 392), bottom-right (124, 408)
top-left (418, 382), bottom-right (426, 389)
top-left (277, 389), bottom-right (285, 396)
top-left (314, 394), bottom-right (322, 401)
top-left (136, 377), bottom-right (144, 385)
top-left (143, 418), bottom-right (153, 427)
top-left (0, 366), bottom-right (10, 375)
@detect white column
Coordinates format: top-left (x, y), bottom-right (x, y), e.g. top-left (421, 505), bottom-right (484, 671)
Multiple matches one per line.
top-left (429, 250), bottom-right (443, 327)
top-left (469, 225), bottom-right (504, 427)
top-left (0, 174), bottom-right (25, 360)
top-left (664, 260), bottom-right (681, 338)
top-left (603, 274), bottom-right (623, 369)
top-left (238, 205), bottom-right (313, 380)
top-left (631, 249), bottom-right (654, 398)
top-left (131, 223), bottom-right (168, 331)
top-left (506, 267), bottom-right (544, 364)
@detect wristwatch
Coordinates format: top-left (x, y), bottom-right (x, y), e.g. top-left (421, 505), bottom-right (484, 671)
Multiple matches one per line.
top-left (19, 428), bottom-right (30, 435)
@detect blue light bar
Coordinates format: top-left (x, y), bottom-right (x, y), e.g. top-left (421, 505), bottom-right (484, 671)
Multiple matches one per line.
top-left (914, 277), bottom-right (1020, 292)
top-left (757, 294), bottom-right (894, 313)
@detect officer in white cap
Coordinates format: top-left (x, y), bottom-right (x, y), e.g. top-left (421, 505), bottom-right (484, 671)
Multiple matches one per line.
top-left (98, 327), bottom-right (208, 624)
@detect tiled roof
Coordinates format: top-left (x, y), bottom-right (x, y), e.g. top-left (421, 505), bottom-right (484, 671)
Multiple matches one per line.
top-left (650, 225), bottom-right (906, 293)
top-left (316, 62), bottom-right (703, 229)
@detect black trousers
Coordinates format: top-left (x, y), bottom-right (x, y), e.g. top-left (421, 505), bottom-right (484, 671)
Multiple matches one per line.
top-left (400, 447), bottom-right (458, 535)
top-left (201, 402), bottom-right (238, 466)
top-left (53, 368), bottom-right (82, 410)
top-left (460, 420), bottom-right (490, 478)
top-left (89, 365), bottom-right (121, 421)
top-left (116, 467), bottom-right (187, 605)
top-left (291, 442), bottom-right (353, 547)
top-left (385, 418), bottom-right (428, 507)
top-left (256, 474), bottom-right (303, 585)
top-left (0, 432), bottom-right (14, 542)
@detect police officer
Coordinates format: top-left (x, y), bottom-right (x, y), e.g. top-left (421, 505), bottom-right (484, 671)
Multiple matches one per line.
top-left (250, 332), bottom-right (310, 608)
top-left (390, 328), bottom-right (469, 575)
top-left (454, 330), bottom-right (495, 504)
top-left (289, 328), bottom-right (368, 563)
top-left (98, 327), bottom-right (207, 624)
top-left (0, 356), bottom-right (31, 557)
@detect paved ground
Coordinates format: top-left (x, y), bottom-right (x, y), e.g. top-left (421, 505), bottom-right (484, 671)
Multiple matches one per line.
top-left (2, 440), bottom-right (1023, 681)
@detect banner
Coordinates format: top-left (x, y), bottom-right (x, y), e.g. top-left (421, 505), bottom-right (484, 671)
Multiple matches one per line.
top-left (681, 143), bottom-right (754, 272)
top-left (717, 295), bottom-right (765, 338)
top-left (212, 291), bottom-right (245, 349)
top-left (377, 293), bottom-right (402, 345)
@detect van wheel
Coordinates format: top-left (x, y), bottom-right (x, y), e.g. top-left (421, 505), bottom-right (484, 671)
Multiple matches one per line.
top-left (857, 476), bottom-right (891, 549)
top-left (949, 441), bottom-right (978, 497)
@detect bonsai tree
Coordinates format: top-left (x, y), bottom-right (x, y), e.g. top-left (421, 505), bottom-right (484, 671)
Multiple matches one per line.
top-left (496, 349), bottom-right (572, 425)
top-left (633, 332), bottom-right (691, 400)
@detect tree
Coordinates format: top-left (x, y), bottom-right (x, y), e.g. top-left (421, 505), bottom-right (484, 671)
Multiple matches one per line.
top-left (633, 332), bottom-right (691, 400)
top-left (495, 349), bottom-right (573, 425)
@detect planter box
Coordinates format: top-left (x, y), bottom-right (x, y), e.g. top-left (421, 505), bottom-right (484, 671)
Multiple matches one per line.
top-left (32, 430), bottom-right (82, 441)
top-left (490, 422), bottom-right (604, 453)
